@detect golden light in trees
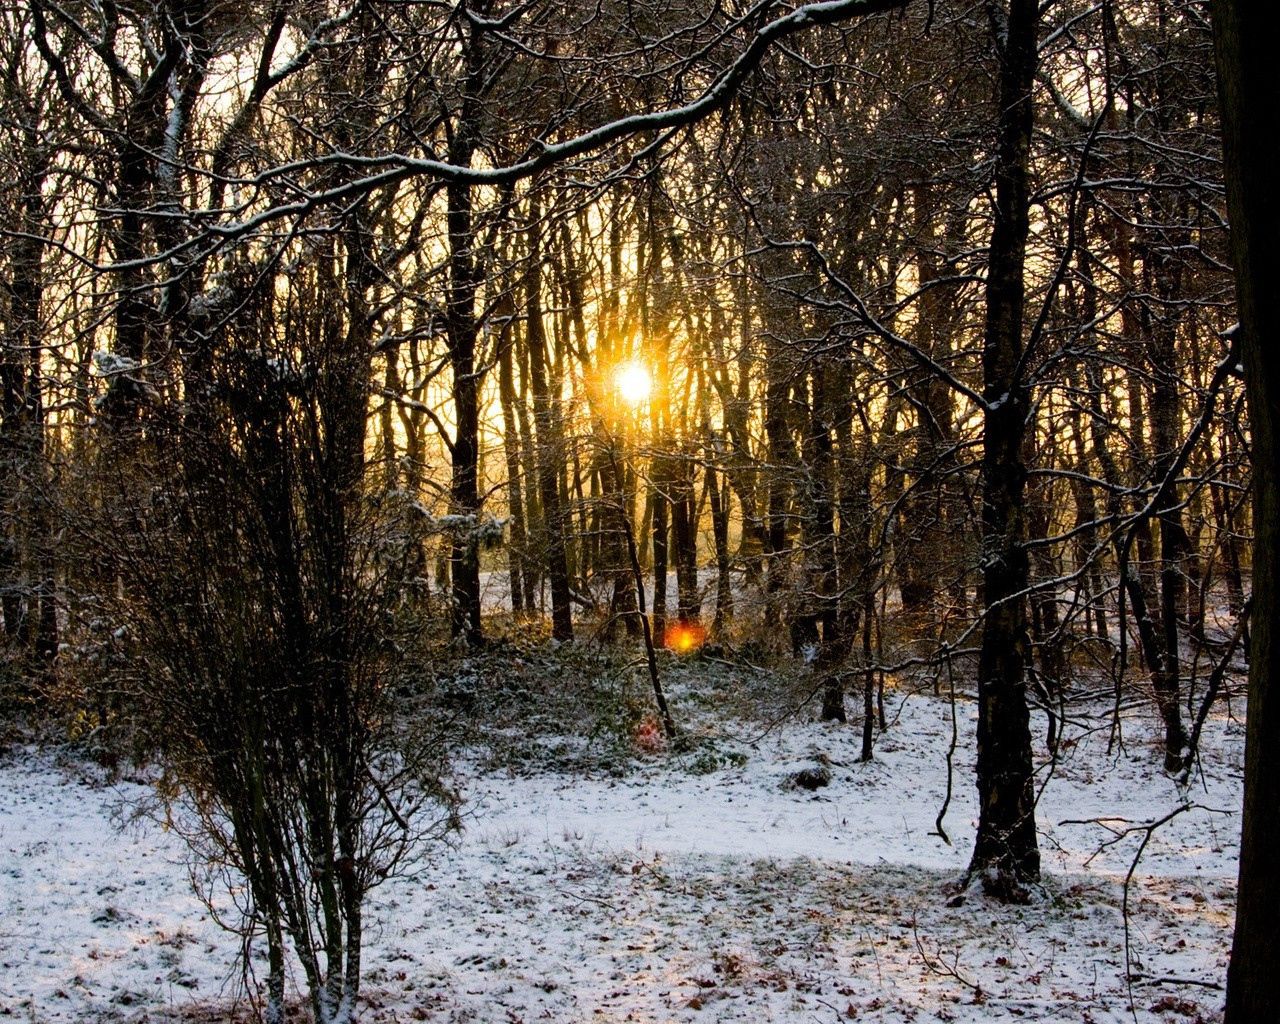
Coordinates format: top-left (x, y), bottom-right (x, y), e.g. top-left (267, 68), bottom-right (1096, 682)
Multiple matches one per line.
top-left (664, 620), bottom-right (706, 655)
top-left (612, 361), bottom-right (652, 408)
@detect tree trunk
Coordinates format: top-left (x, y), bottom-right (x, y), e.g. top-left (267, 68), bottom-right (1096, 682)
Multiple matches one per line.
top-left (835, 344), bottom-right (874, 727)
top-left (445, 174), bottom-right (483, 644)
top-left (525, 204), bottom-right (573, 641)
top-left (1146, 200), bottom-right (1192, 771)
top-left (671, 451), bottom-right (700, 623)
top-left (705, 447), bottom-right (733, 636)
top-left (498, 318), bottom-right (530, 617)
top-left (1213, 1), bottom-right (1280, 1018)
top-left (441, 16), bottom-right (491, 644)
top-left (1, 134), bottom-right (55, 667)
top-left (763, 341), bottom-right (796, 620)
top-left (651, 471), bottom-right (669, 641)
top-left (806, 365), bottom-right (844, 719)
top-left (968, 0), bottom-right (1041, 901)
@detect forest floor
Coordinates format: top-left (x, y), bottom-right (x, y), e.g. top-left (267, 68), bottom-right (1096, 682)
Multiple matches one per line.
top-left (0, 642), bottom-right (1244, 1023)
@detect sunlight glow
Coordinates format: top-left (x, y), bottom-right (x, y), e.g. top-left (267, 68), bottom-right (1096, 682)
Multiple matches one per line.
top-left (613, 361), bottom-right (652, 408)
top-left (663, 620), bottom-right (706, 655)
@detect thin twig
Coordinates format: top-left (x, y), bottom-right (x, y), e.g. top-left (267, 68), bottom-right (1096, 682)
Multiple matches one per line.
top-left (931, 647), bottom-right (959, 846)
top-left (1061, 804), bottom-right (1233, 1023)
top-left (913, 914), bottom-right (983, 998)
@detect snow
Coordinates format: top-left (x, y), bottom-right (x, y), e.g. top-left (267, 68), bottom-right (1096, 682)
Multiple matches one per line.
top-left (0, 684), bottom-right (1242, 1023)
top-left (91, 352), bottom-right (141, 378)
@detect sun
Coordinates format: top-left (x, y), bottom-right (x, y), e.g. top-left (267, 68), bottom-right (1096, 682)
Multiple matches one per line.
top-left (613, 361), bottom-right (652, 408)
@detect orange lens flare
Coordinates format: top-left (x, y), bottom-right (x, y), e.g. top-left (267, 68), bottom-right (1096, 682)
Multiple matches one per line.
top-left (663, 621), bottom-right (706, 655)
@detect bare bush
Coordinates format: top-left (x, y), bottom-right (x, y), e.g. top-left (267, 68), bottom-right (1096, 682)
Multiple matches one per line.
top-left (68, 266), bottom-right (458, 1024)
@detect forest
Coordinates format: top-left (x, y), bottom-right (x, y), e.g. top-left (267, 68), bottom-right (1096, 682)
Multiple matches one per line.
top-left (1, 1), bottom-right (1276, 1022)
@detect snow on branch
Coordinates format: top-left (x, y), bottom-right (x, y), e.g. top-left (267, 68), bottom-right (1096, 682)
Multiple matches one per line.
top-left (173, 1), bottom-right (912, 243)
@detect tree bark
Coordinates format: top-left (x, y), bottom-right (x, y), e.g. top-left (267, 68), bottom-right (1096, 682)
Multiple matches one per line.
top-left (445, 194), bottom-right (482, 642)
top-left (1213, 1), bottom-right (1280, 1018)
top-left (968, 0), bottom-right (1041, 900)
top-left (443, 16), bottom-right (488, 645)
top-left (705, 440), bottom-right (733, 636)
top-left (498, 315), bottom-right (530, 618)
top-left (525, 204), bottom-right (574, 641)
top-left (671, 451), bottom-right (700, 623)
top-left (1, 139), bottom-right (52, 658)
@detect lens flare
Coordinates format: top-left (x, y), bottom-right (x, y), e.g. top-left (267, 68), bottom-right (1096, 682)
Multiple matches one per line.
top-left (663, 620), bottom-right (706, 655)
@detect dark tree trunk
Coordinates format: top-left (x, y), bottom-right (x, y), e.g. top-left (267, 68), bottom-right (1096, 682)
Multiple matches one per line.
top-left (445, 173), bottom-right (483, 644)
top-left (806, 366), bottom-right (844, 721)
top-left (651, 471), bottom-right (669, 641)
top-left (1151, 344), bottom-right (1192, 771)
top-left (514, 333), bottom-right (541, 614)
top-left (834, 344), bottom-right (874, 730)
top-left (599, 202), bottom-right (641, 637)
top-left (721, 242), bottom-right (765, 588)
top-left (671, 453), bottom-right (700, 623)
top-left (524, 206), bottom-right (573, 641)
top-left (968, 0), bottom-right (1041, 900)
top-left (443, 19), bottom-right (487, 645)
top-left (603, 448), bottom-right (641, 637)
top-left (1, 135), bottom-right (55, 665)
top-left (705, 435), bottom-right (733, 636)
top-left (1147, 211), bottom-right (1192, 771)
top-left (860, 602), bottom-right (875, 760)
top-left (763, 345), bottom-right (796, 619)
top-left (97, 33), bottom-right (186, 431)
top-left (498, 320), bottom-right (530, 618)
top-left (1027, 489), bottom-right (1064, 755)
top-left (1213, 1), bottom-right (1280, 1019)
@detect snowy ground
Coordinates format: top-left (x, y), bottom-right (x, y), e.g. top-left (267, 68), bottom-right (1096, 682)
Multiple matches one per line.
top-left (0, 671), bottom-right (1243, 1023)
